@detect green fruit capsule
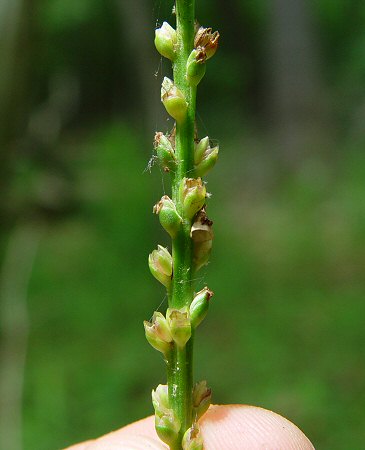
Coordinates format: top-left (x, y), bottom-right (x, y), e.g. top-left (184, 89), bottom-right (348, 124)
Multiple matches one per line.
top-left (182, 424), bottom-right (204, 450)
top-left (155, 409), bottom-right (181, 446)
top-left (194, 136), bottom-right (210, 165)
top-left (166, 307), bottom-right (191, 348)
top-left (153, 195), bottom-right (182, 238)
top-left (192, 380), bottom-right (212, 419)
top-left (161, 77), bottom-right (188, 123)
top-left (155, 22), bottom-right (177, 61)
top-left (190, 287), bottom-right (214, 328)
top-left (194, 145), bottom-right (219, 177)
top-left (179, 177), bottom-right (206, 220)
top-left (148, 245), bottom-right (173, 288)
top-left (186, 49), bottom-right (207, 87)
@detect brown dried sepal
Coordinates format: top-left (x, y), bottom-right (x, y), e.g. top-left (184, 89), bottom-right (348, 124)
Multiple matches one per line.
top-left (153, 196), bottom-right (166, 214)
top-left (154, 131), bottom-right (163, 147)
top-left (190, 208), bottom-right (213, 243)
top-left (194, 27), bottom-right (219, 59)
top-left (154, 131), bottom-right (175, 149)
top-left (195, 47), bottom-right (207, 63)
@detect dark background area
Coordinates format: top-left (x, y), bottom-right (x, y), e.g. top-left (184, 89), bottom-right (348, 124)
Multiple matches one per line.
top-left (0, 0), bottom-right (364, 449)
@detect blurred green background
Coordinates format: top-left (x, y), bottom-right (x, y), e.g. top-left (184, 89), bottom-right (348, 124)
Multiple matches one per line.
top-left (1, 0), bottom-right (365, 449)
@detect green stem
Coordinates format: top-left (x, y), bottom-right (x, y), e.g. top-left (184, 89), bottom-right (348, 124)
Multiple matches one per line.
top-left (173, 0), bottom-right (196, 185)
top-left (168, 0), bottom-right (196, 446)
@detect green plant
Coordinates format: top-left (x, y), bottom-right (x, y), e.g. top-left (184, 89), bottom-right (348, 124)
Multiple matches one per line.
top-left (144, 2), bottom-right (219, 449)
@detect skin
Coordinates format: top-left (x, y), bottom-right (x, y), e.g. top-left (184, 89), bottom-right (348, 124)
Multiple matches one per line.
top-left (64, 404), bottom-right (315, 450)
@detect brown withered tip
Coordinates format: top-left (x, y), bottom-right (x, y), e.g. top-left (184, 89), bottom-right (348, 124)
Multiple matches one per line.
top-left (153, 199), bottom-right (162, 214)
top-left (153, 195), bottom-right (171, 214)
top-left (195, 47), bottom-right (207, 63)
top-left (195, 286), bottom-right (214, 300)
top-left (191, 210), bottom-right (214, 242)
top-left (199, 387), bottom-right (212, 404)
top-left (196, 208), bottom-right (213, 227)
top-left (154, 131), bottom-right (164, 147)
top-left (194, 27), bottom-right (209, 48)
top-left (185, 177), bottom-right (204, 190)
top-left (154, 130), bottom-right (175, 150)
top-left (204, 287), bottom-right (214, 300)
top-left (189, 422), bottom-right (202, 439)
top-left (194, 27), bottom-right (220, 52)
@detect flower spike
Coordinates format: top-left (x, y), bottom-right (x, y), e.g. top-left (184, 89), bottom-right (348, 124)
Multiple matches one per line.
top-left (149, 3), bottom-right (220, 448)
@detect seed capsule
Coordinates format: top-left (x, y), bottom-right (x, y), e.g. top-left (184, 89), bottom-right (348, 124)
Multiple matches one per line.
top-left (161, 77), bottom-right (188, 123)
top-left (194, 136), bottom-right (210, 165)
top-left (155, 22), bottom-right (177, 61)
top-left (154, 132), bottom-right (177, 172)
top-left (153, 195), bottom-right (182, 238)
top-left (192, 380), bottom-right (212, 419)
top-left (148, 245), bottom-right (173, 288)
top-left (182, 423), bottom-right (204, 450)
top-left (155, 409), bottom-right (181, 446)
top-left (194, 136), bottom-right (219, 177)
top-left (186, 48), bottom-right (206, 86)
top-left (152, 384), bottom-right (170, 412)
top-left (144, 312), bottom-right (172, 355)
top-left (190, 287), bottom-right (214, 328)
top-left (166, 306), bottom-right (192, 348)
top-left (153, 384), bottom-right (180, 446)
top-left (191, 209), bottom-right (214, 271)
top-left (180, 177), bottom-right (206, 220)
top-left (194, 145), bottom-right (219, 177)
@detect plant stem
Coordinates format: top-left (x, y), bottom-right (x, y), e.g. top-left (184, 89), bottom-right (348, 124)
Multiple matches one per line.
top-left (169, 0), bottom-right (197, 446)
top-left (150, 1), bottom-right (218, 447)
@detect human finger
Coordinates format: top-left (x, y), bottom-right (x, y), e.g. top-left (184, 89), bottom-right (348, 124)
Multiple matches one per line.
top-left (65, 404), bottom-right (314, 449)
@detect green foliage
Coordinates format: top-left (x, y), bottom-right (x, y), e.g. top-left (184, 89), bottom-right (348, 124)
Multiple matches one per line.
top-left (41, 0), bottom-right (100, 30)
top-left (22, 123), bottom-right (365, 449)
top-left (24, 124), bottom-right (162, 449)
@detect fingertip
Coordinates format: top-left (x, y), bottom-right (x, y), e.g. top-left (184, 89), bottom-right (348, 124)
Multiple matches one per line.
top-left (201, 404), bottom-right (315, 450)
top-left (64, 441), bottom-right (93, 450)
top-left (64, 405), bottom-right (315, 450)
top-left (65, 416), bottom-right (166, 450)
